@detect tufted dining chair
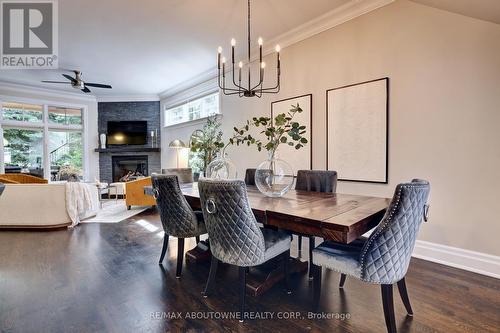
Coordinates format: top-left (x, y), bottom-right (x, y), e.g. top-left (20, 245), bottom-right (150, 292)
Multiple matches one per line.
top-left (161, 168), bottom-right (194, 184)
top-left (294, 170), bottom-right (337, 279)
top-left (152, 174), bottom-right (207, 278)
top-left (244, 168), bottom-right (257, 186)
top-left (312, 179), bottom-right (430, 333)
top-left (198, 178), bottom-right (292, 321)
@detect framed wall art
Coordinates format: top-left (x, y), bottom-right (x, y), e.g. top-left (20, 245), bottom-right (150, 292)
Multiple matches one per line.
top-left (271, 94), bottom-right (312, 171)
top-left (326, 78), bottom-right (389, 183)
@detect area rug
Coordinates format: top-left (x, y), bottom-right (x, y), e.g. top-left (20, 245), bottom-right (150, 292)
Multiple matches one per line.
top-left (83, 200), bottom-right (149, 223)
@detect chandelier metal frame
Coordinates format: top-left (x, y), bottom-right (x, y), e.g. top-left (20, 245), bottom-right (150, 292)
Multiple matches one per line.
top-left (217, 0), bottom-right (281, 98)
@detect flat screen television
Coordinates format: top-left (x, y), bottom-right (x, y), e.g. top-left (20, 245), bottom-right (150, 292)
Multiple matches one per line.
top-left (107, 121), bottom-right (147, 145)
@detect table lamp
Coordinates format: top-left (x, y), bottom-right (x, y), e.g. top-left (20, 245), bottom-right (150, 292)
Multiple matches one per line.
top-left (169, 139), bottom-right (186, 168)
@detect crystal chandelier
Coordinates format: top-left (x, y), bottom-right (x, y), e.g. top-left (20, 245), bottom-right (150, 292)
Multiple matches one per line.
top-left (217, 0), bottom-right (281, 98)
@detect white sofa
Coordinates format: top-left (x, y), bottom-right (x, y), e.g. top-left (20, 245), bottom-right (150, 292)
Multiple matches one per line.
top-left (0, 183), bottom-right (98, 229)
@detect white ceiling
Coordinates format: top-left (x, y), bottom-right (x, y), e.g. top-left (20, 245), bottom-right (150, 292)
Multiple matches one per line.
top-left (411, 0), bottom-right (500, 25)
top-left (0, 0), bottom-right (351, 97)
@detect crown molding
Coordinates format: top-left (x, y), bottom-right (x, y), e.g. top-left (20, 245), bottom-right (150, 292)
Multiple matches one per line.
top-left (160, 75), bottom-right (218, 106)
top-left (158, 0), bottom-right (395, 99)
top-left (97, 95), bottom-right (160, 102)
top-left (265, 0), bottom-right (395, 51)
top-left (159, 68), bottom-right (217, 100)
top-left (0, 80), bottom-right (97, 102)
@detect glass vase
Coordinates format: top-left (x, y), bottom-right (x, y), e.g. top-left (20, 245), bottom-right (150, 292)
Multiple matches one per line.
top-left (206, 152), bottom-right (238, 179)
top-left (255, 152), bottom-right (294, 197)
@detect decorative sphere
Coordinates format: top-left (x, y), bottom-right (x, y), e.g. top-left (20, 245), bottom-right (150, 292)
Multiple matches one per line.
top-left (255, 156), bottom-right (294, 197)
top-left (206, 154), bottom-right (238, 179)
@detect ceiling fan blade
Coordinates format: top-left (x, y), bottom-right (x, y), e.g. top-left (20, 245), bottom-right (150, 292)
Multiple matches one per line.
top-left (85, 83), bottom-right (112, 89)
top-left (81, 86), bottom-right (91, 93)
top-left (41, 80), bottom-right (71, 84)
top-left (62, 74), bottom-right (76, 83)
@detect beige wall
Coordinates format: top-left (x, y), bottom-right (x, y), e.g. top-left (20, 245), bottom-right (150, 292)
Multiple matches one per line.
top-left (163, 0), bottom-right (500, 256)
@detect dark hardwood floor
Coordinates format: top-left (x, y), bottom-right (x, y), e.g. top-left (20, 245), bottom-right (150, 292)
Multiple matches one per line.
top-left (1, 208), bottom-right (499, 333)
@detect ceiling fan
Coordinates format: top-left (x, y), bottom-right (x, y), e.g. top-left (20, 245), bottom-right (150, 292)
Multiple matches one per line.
top-left (41, 70), bottom-right (112, 93)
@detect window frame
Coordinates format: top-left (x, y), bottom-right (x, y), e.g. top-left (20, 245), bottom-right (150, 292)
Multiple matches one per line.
top-left (163, 91), bottom-right (221, 128)
top-left (0, 95), bottom-right (88, 181)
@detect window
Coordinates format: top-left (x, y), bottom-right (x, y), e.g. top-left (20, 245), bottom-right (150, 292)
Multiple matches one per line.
top-left (164, 92), bottom-right (219, 126)
top-left (49, 131), bottom-right (83, 180)
top-left (2, 102), bottom-right (43, 122)
top-left (3, 128), bottom-right (44, 176)
top-left (48, 106), bottom-right (82, 125)
top-left (1, 101), bottom-right (85, 181)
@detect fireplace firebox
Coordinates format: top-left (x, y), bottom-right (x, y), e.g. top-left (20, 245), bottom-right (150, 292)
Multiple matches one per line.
top-left (112, 156), bottom-right (148, 182)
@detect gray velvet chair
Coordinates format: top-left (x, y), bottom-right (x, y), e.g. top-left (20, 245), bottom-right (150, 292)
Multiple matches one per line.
top-left (312, 179), bottom-right (430, 333)
top-left (152, 174), bottom-right (207, 278)
top-left (244, 168), bottom-right (256, 186)
top-left (0, 184), bottom-right (5, 197)
top-left (294, 170), bottom-right (337, 279)
top-left (161, 168), bottom-right (194, 184)
top-left (198, 178), bottom-right (292, 321)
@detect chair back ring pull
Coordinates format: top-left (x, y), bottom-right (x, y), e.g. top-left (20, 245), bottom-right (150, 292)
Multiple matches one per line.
top-left (152, 188), bottom-right (159, 200)
top-left (206, 198), bottom-right (217, 214)
top-left (424, 204), bottom-right (430, 222)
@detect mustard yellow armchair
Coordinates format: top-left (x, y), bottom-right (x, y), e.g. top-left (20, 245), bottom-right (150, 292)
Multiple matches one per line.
top-left (124, 177), bottom-right (156, 210)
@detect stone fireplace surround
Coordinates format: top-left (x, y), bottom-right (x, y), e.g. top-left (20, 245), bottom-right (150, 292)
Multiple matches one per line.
top-left (97, 101), bottom-right (161, 184)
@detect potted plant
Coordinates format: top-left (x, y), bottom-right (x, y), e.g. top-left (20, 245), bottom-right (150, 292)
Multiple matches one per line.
top-left (189, 115), bottom-right (225, 177)
top-left (229, 103), bottom-right (308, 197)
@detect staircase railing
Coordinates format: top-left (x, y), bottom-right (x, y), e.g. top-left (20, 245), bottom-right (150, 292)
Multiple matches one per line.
top-left (49, 142), bottom-right (69, 165)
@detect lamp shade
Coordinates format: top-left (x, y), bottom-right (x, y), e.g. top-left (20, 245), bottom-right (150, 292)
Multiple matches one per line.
top-left (169, 139), bottom-right (186, 149)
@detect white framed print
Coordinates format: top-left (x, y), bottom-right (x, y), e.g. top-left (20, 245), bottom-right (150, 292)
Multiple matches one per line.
top-left (326, 78), bottom-right (389, 183)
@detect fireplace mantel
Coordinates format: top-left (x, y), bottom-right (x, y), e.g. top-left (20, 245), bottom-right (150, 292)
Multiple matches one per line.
top-left (95, 147), bottom-right (161, 153)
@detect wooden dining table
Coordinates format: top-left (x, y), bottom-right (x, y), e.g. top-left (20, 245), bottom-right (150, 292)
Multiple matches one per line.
top-left (145, 183), bottom-right (390, 295)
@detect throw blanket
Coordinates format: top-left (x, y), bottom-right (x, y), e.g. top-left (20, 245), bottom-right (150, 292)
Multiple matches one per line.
top-left (66, 183), bottom-right (99, 227)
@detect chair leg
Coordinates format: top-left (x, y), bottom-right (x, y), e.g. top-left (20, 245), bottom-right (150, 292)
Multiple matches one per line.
top-left (298, 235), bottom-right (302, 253)
top-left (176, 238), bottom-right (185, 279)
top-left (283, 250), bottom-right (291, 294)
top-left (397, 277), bottom-right (413, 316)
top-left (312, 264), bottom-right (322, 311)
top-left (159, 234), bottom-right (169, 264)
top-left (239, 266), bottom-right (247, 322)
top-left (195, 236), bottom-right (200, 244)
top-left (381, 284), bottom-right (397, 333)
top-left (203, 256), bottom-right (219, 298)
top-left (339, 273), bottom-right (347, 288)
top-left (308, 236), bottom-right (315, 280)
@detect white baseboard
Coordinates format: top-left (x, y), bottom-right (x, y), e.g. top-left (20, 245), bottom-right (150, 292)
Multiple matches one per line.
top-left (413, 240), bottom-right (500, 279)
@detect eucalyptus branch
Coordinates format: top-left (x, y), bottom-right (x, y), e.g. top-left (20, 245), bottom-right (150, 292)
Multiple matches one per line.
top-left (227, 103), bottom-right (308, 156)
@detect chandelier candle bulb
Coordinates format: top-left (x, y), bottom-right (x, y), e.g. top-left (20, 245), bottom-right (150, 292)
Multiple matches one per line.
top-left (276, 45), bottom-right (281, 69)
top-left (217, 47), bottom-right (222, 69)
top-left (231, 39), bottom-right (236, 63)
top-left (258, 37), bottom-right (263, 63)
